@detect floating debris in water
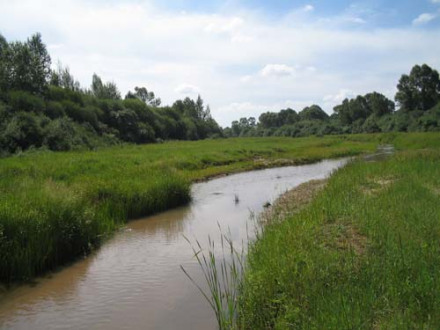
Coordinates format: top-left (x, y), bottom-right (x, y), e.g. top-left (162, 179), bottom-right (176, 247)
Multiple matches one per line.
top-left (234, 194), bottom-right (240, 204)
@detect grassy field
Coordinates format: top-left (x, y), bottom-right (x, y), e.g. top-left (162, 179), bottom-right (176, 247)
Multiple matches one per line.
top-left (238, 134), bottom-right (440, 328)
top-left (0, 134), bottom-right (386, 283)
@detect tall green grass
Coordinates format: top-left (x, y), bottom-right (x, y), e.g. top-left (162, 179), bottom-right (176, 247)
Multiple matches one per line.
top-left (181, 230), bottom-right (245, 329)
top-left (0, 135), bottom-right (382, 283)
top-left (239, 147), bottom-right (440, 328)
top-left (0, 133), bottom-right (433, 284)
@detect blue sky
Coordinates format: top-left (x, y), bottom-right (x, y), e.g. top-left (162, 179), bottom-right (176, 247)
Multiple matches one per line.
top-left (155, 0), bottom-right (440, 27)
top-left (1, 0), bottom-right (440, 126)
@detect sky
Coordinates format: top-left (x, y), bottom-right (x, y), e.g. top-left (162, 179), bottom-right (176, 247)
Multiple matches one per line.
top-left (1, 0), bottom-right (440, 127)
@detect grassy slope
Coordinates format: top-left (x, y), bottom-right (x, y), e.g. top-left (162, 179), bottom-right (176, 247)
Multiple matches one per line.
top-left (0, 135), bottom-right (382, 283)
top-left (239, 134), bottom-right (440, 328)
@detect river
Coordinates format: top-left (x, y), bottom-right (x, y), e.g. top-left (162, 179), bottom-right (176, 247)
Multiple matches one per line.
top-left (0, 158), bottom-right (347, 330)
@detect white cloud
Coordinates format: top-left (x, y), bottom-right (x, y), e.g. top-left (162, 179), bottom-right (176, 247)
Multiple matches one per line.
top-left (1, 0), bottom-right (440, 127)
top-left (240, 75), bottom-right (253, 83)
top-left (431, 0), bottom-right (440, 4)
top-left (323, 89), bottom-right (356, 103)
top-left (412, 13), bottom-right (437, 25)
top-left (345, 16), bottom-right (366, 24)
top-left (303, 5), bottom-right (314, 12)
top-left (204, 16), bottom-right (254, 43)
top-left (175, 84), bottom-right (200, 95)
top-left (205, 16), bottom-right (244, 34)
top-left (260, 64), bottom-right (295, 77)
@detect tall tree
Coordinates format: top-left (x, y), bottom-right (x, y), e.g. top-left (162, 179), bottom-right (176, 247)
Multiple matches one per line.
top-left (91, 73), bottom-right (121, 100)
top-left (0, 34), bottom-right (8, 97)
top-left (0, 33), bottom-right (51, 95)
top-left (395, 64), bottom-right (440, 111)
top-left (299, 105), bottom-right (329, 121)
top-left (125, 86), bottom-right (161, 106)
top-left (50, 62), bottom-right (81, 91)
top-left (364, 92), bottom-right (395, 116)
top-left (27, 33), bottom-right (51, 94)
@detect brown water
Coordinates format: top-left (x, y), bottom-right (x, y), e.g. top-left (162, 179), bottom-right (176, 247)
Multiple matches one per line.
top-left (0, 159), bottom-right (347, 330)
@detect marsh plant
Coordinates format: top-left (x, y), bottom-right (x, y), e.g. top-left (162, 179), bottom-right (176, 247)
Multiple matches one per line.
top-left (181, 227), bottom-right (247, 329)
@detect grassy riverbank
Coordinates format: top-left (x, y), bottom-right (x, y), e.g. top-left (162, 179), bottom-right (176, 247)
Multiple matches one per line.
top-left (0, 135), bottom-right (383, 283)
top-left (239, 135), bottom-right (440, 328)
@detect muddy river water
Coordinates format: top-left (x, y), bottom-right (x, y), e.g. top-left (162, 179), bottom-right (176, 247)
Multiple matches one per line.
top-left (0, 159), bottom-right (347, 330)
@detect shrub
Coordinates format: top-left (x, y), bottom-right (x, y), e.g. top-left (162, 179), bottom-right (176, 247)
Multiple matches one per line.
top-left (8, 90), bottom-right (45, 113)
top-left (2, 111), bottom-right (45, 152)
top-left (45, 101), bottom-right (65, 119)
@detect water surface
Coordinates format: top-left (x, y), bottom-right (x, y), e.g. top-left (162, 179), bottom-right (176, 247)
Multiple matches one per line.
top-left (0, 159), bottom-right (347, 330)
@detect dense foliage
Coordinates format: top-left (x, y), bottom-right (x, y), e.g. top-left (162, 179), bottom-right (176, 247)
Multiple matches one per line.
top-left (0, 33), bottom-right (222, 155)
top-left (225, 64), bottom-right (440, 137)
top-left (1, 32), bottom-right (439, 155)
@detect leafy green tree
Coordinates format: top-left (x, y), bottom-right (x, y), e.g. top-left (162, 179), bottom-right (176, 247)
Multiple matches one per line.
top-left (0, 33), bottom-right (51, 95)
top-left (50, 62), bottom-right (81, 91)
top-left (395, 64), bottom-right (440, 111)
top-left (364, 92), bottom-right (395, 116)
top-left (231, 120), bottom-right (241, 136)
top-left (91, 74), bottom-right (121, 100)
top-left (278, 108), bottom-right (298, 125)
top-left (0, 34), bottom-right (8, 98)
top-left (298, 105), bottom-right (329, 121)
top-left (125, 86), bottom-right (161, 106)
top-left (334, 97), bottom-right (370, 125)
top-left (195, 95), bottom-right (204, 119)
top-left (259, 112), bottom-right (280, 128)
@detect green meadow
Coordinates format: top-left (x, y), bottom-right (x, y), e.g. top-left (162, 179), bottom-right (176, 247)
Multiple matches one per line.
top-left (238, 133), bottom-right (440, 328)
top-left (0, 134), bottom-right (384, 283)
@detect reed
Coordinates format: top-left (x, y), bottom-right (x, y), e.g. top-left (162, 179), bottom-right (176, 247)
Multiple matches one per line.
top-left (181, 227), bottom-right (246, 329)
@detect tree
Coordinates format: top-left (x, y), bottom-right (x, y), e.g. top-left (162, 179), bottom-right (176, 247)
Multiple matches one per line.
top-left (231, 121), bottom-right (241, 136)
top-left (278, 108), bottom-right (298, 125)
top-left (183, 97), bottom-right (197, 118)
top-left (91, 73), bottom-right (121, 100)
top-left (365, 92), bottom-right (395, 116)
top-left (334, 96), bottom-right (370, 125)
top-left (27, 33), bottom-right (52, 94)
top-left (259, 112), bottom-right (280, 128)
top-left (0, 33), bottom-right (51, 95)
top-left (395, 64), bottom-right (440, 111)
top-left (334, 93), bottom-right (394, 126)
top-left (298, 105), bottom-right (329, 121)
top-left (204, 105), bottom-right (212, 120)
top-left (50, 62), bottom-right (81, 91)
top-left (195, 94), bottom-right (204, 119)
top-left (125, 86), bottom-right (161, 106)
top-left (0, 34), bottom-right (8, 97)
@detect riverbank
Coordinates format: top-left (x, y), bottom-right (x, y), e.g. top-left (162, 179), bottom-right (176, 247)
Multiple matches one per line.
top-left (239, 145), bottom-right (440, 328)
top-left (0, 132), bottom-right (438, 284)
top-left (0, 135), bottom-right (382, 284)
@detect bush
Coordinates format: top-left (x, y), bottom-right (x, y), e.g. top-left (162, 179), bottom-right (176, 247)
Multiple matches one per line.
top-left (8, 90), bottom-right (45, 113)
top-left (1, 112), bottom-right (45, 152)
top-left (44, 117), bottom-right (78, 151)
top-left (45, 101), bottom-right (65, 119)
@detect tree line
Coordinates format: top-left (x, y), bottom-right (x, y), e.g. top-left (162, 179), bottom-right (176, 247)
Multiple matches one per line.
top-left (0, 33), bottom-right (222, 155)
top-left (1, 33), bottom-right (439, 155)
top-left (224, 64), bottom-right (440, 137)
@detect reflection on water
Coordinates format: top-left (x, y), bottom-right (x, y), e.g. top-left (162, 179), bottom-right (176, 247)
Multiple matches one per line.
top-left (0, 159), bottom-right (347, 330)
top-left (363, 144), bottom-right (395, 162)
